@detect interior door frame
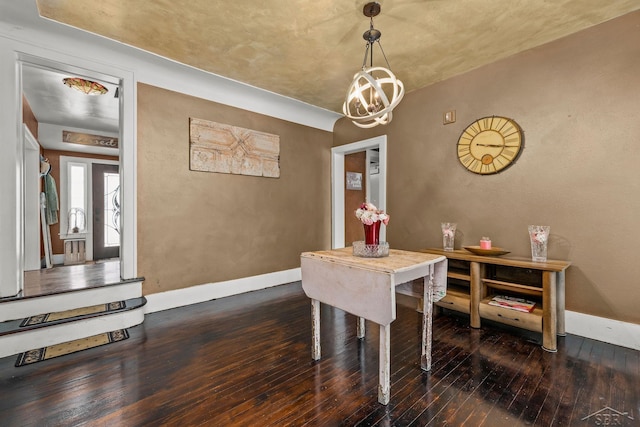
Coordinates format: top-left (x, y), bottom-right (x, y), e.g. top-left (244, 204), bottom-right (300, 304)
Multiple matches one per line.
top-left (0, 46), bottom-right (136, 298)
top-left (16, 54), bottom-right (132, 276)
top-left (0, 36), bottom-right (133, 297)
top-left (331, 135), bottom-right (387, 249)
top-left (23, 124), bottom-right (40, 271)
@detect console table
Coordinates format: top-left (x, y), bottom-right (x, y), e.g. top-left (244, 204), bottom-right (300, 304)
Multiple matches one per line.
top-left (421, 249), bottom-right (571, 352)
top-left (300, 248), bottom-right (447, 404)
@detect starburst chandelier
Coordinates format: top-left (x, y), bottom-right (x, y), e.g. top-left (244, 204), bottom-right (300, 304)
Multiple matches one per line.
top-left (343, 2), bottom-right (405, 128)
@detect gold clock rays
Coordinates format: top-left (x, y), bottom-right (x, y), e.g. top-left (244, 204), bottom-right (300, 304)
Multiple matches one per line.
top-left (457, 116), bottom-right (523, 175)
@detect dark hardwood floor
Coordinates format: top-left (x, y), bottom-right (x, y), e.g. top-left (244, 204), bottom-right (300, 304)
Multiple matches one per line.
top-left (0, 282), bottom-right (638, 426)
top-left (17, 259), bottom-right (121, 298)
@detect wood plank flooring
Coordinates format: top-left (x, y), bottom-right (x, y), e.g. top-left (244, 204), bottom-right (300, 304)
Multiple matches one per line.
top-left (18, 260), bottom-right (121, 298)
top-left (0, 282), bottom-right (638, 426)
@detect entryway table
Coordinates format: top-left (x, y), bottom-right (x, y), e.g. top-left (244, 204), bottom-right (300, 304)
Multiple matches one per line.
top-left (300, 247), bottom-right (447, 404)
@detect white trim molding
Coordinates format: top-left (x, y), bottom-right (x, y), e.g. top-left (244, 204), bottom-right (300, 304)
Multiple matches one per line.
top-left (144, 268), bottom-right (302, 314)
top-left (566, 310), bottom-right (640, 351)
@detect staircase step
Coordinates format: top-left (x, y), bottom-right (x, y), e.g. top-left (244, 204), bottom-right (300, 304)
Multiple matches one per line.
top-left (0, 297), bottom-right (146, 358)
top-left (15, 329), bottom-right (130, 367)
top-left (0, 297), bottom-right (145, 337)
top-left (0, 279), bottom-right (143, 322)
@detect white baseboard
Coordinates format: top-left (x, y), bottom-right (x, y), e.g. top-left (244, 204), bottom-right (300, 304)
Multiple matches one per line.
top-left (43, 254), bottom-right (66, 266)
top-left (144, 268), bottom-right (302, 314)
top-left (566, 310), bottom-right (640, 351)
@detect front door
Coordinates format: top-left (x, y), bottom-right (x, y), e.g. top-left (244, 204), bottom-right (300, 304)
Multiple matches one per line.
top-left (92, 163), bottom-right (120, 261)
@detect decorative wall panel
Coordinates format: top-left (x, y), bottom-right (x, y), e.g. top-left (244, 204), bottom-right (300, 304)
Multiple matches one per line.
top-left (189, 118), bottom-right (280, 178)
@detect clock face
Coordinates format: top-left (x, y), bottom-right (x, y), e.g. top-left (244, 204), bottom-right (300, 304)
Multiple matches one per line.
top-left (457, 116), bottom-right (523, 175)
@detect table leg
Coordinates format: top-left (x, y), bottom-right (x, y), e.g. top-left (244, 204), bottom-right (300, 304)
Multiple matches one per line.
top-left (378, 323), bottom-right (391, 405)
top-left (311, 299), bottom-right (321, 360)
top-left (470, 261), bottom-right (482, 328)
top-left (357, 317), bottom-right (366, 339)
top-left (542, 271), bottom-right (557, 352)
top-left (556, 270), bottom-right (566, 336)
top-left (421, 265), bottom-right (434, 371)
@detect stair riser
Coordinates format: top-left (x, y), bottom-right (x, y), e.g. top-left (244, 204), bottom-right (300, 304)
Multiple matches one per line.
top-left (0, 308), bottom-right (144, 359)
top-left (0, 281), bottom-right (143, 322)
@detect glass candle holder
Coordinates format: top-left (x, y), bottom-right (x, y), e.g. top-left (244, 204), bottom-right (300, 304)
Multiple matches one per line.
top-left (528, 225), bottom-right (550, 262)
top-left (441, 222), bottom-right (456, 251)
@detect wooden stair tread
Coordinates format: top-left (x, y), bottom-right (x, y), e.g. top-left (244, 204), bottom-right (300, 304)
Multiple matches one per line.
top-left (0, 276), bottom-right (144, 303)
top-left (0, 297), bottom-right (146, 337)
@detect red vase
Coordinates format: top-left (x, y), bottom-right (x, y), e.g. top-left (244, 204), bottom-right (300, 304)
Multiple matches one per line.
top-left (363, 221), bottom-right (381, 245)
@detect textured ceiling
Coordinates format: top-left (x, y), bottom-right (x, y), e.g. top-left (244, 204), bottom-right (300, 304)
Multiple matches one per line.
top-left (22, 64), bottom-right (119, 133)
top-left (35, 0), bottom-right (640, 113)
top-left (21, 63), bottom-right (120, 154)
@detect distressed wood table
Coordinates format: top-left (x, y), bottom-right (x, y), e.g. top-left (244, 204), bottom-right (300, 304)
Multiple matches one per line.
top-left (300, 247), bottom-right (447, 405)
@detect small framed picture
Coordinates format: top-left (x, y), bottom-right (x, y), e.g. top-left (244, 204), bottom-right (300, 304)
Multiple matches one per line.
top-left (346, 172), bottom-right (362, 190)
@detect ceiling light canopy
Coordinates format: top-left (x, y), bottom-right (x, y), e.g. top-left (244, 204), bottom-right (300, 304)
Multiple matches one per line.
top-left (62, 77), bottom-right (108, 95)
top-left (343, 2), bottom-right (405, 128)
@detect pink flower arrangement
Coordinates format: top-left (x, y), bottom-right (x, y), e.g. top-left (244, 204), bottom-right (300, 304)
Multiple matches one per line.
top-left (528, 225), bottom-right (550, 244)
top-left (530, 229), bottom-right (548, 244)
top-left (355, 202), bottom-right (390, 226)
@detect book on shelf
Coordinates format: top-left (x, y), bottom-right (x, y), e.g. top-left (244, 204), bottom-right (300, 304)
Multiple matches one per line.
top-left (488, 295), bottom-right (536, 313)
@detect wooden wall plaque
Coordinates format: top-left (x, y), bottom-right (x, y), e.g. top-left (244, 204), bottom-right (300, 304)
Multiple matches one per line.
top-left (63, 131), bottom-right (119, 149)
top-left (189, 118), bottom-right (280, 178)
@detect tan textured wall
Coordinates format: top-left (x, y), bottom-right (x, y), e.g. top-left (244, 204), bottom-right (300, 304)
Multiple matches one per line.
top-left (333, 11), bottom-right (640, 324)
top-left (137, 83), bottom-right (332, 295)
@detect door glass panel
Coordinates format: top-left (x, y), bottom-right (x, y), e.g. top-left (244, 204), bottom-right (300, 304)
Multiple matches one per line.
top-left (103, 172), bottom-right (120, 247)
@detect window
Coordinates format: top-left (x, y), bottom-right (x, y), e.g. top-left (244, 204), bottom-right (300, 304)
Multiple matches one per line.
top-left (67, 162), bottom-right (87, 234)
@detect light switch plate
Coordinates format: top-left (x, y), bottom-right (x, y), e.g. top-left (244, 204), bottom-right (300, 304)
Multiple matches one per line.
top-left (443, 110), bottom-right (456, 124)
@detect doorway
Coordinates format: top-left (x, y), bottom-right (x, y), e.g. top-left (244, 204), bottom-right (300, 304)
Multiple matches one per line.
top-left (331, 135), bottom-right (387, 249)
top-left (0, 45), bottom-right (136, 299)
top-left (19, 58), bottom-right (122, 297)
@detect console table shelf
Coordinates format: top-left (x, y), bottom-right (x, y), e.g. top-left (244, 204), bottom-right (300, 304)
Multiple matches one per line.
top-left (481, 279), bottom-right (543, 296)
top-left (421, 248), bottom-right (571, 352)
top-left (479, 296), bottom-right (544, 332)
